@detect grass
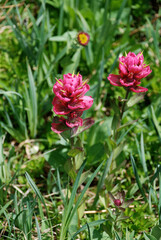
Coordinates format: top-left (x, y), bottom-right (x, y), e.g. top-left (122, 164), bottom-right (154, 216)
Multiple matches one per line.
top-left (0, 0), bottom-right (161, 239)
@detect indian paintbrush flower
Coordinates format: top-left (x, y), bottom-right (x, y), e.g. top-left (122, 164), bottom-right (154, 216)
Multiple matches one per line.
top-left (107, 52), bottom-right (152, 93)
top-left (77, 32), bottom-right (90, 46)
top-left (51, 73), bottom-right (94, 134)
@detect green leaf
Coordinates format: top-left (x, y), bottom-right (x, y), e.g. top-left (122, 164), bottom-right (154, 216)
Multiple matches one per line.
top-left (0, 200), bottom-right (13, 216)
top-left (151, 225), bottom-right (161, 240)
top-left (26, 61), bottom-right (38, 138)
top-left (117, 119), bottom-right (138, 131)
top-left (127, 92), bottom-right (146, 107)
top-left (35, 215), bottom-right (42, 240)
top-left (112, 113), bottom-right (120, 130)
top-left (63, 48), bottom-right (81, 74)
top-left (68, 148), bottom-right (83, 158)
top-left (150, 105), bottom-right (161, 140)
top-left (140, 132), bottom-right (148, 176)
top-left (114, 231), bottom-right (122, 240)
top-left (0, 90), bottom-right (22, 98)
top-left (130, 154), bottom-right (147, 202)
top-left (44, 148), bottom-right (67, 168)
top-left (93, 153), bottom-right (113, 206)
top-left (87, 142), bottom-right (106, 165)
top-left (113, 142), bottom-right (124, 159)
top-left (144, 233), bottom-right (157, 240)
top-left (25, 172), bottom-right (46, 207)
top-left (146, 18), bottom-right (160, 60)
top-left (71, 219), bottom-right (107, 239)
top-left (159, 173), bottom-right (161, 224)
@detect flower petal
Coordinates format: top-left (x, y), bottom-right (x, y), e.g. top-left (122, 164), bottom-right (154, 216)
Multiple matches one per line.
top-left (66, 117), bottom-right (83, 128)
top-left (129, 86), bottom-right (148, 93)
top-left (52, 97), bottom-right (70, 115)
top-left (68, 96), bottom-right (93, 111)
top-left (107, 74), bottom-right (122, 86)
top-left (51, 117), bottom-right (69, 133)
top-left (120, 78), bottom-right (135, 87)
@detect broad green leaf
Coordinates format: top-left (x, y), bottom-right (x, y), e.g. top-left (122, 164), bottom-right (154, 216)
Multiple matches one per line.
top-left (151, 225), bottom-right (161, 240)
top-left (44, 148), bottom-right (67, 168)
top-left (144, 233), bottom-right (157, 240)
top-left (127, 93), bottom-right (145, 107)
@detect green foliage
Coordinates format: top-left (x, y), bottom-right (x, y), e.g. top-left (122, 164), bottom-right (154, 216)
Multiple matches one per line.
top-left (0, 0), bottom-right (160, 239)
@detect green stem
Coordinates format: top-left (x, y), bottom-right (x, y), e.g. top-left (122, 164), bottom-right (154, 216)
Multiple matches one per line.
top-left (114, 89), bottom-right (130, 142)
top-left (120, 89), bottom-right (130, 121)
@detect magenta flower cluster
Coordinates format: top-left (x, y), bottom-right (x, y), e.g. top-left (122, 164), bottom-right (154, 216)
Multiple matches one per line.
top-left (108, 52), bottom-right (152, 93)
top-left (51, 73), bottom-right (93, 134)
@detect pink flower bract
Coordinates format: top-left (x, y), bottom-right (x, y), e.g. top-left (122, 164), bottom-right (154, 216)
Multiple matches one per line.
top-left (114, 199), bottom-right (122, 207)
top-left (107, 52), bottom-right (152, 93)
top-left (51, 73), bottom-right (94, 134)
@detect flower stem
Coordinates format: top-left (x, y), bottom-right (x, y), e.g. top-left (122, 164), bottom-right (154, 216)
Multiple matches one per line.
top-left (114, 89), bottom-right (130, 143)
top-left (120, 89), bottom-right (130, 121)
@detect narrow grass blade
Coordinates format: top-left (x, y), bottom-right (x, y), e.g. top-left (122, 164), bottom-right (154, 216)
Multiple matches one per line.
top-left (71, 219), bottom-right (107, 239)
top-left (25, 172), bottom-right (45, 207)
top-left (86, 222), bottom-right (92, 240)
top-left (60, 161), bottom-right (86, 239)
top-left (0, 122), bottom-right (24, 142)
top-left (0, 200), bottom-right (13, 216)
top-left (14, 0), bottom-right (23, 25)
top-left (3, 95), bottom-right (28, 139)
top-left (57, 168), bottom-right (66, 205)
top-left (4, 13), bottom-right (33, 61)
top-left (65, 162), bottom-right (103, 232)
top-left (61, 161), bottom-right (86, 224)
top-left (76, 10), bottom-right (90, 31)
top-left (96, 48), bottom-right (104, 104)
top-left (114, 0), bottom-right (127, 28)
top-left (0, 128), bottom-right (6, 181)
top-left (114, 231), bottom-right (122, 240)
top-left (150, 105), bottom-right (161, 140)
top-left (35, 215), bottom-right (42, 240)
top-left (146, 18), bottom-right (160, 60)
top-left (117, 120), bottom-right (140, 145)
top-left (93, 153), bottom-right (113, 206)
top-left (159, 172), bottom-right (161, 224)
top-left (140, 132), bottom-right (148, 176)
top-left (0, 90), bottom-right (22, 98)
top-left (26, 61), bottom-right (38, 138)
top-left (27, 7), bottom-right (40, 39)
top-left (130, 154), bottom-right (147, 202)
top-left (58, 1), bottom-right (64, 35)
top-left (25, 172), bottom-right (54, 239)
top-left (151, 165), bottom-right (161, 184)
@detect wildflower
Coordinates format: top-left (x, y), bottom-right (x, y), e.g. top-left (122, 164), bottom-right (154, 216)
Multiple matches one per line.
top-left (107, 52), bottom-right (152, 93)
top-left (114, 199), bottom-right (122, 207)
top-left (51, 73), bottom-right (94, 134)
top-left (77, 32), bottom-right (90, 46)
top-left (108, 191), bottom-right (134, 211)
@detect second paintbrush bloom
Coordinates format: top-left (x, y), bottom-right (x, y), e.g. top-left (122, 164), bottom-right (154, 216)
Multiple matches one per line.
top-left (107, 52), bottom-right (152, 93)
